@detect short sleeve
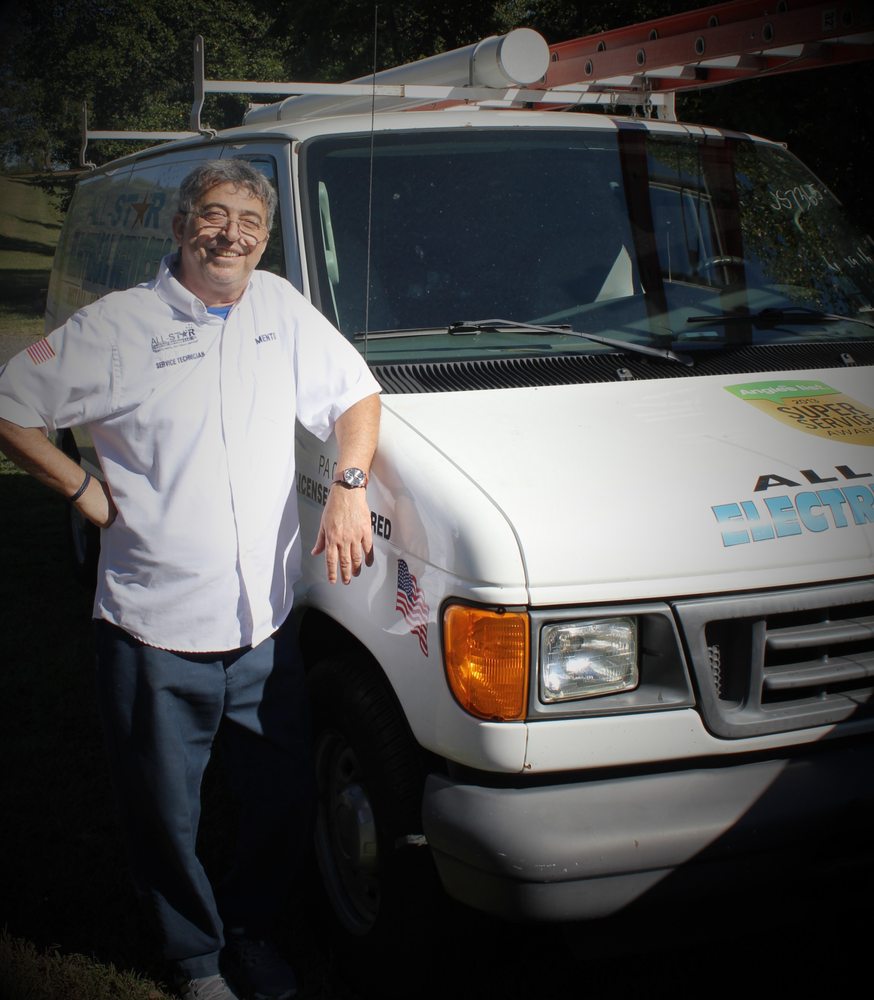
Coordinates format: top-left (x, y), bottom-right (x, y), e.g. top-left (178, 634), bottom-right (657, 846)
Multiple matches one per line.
top-left (0, 301), bottom-right (119, 432)
top-left (290, 288), bottom-right (381, 441)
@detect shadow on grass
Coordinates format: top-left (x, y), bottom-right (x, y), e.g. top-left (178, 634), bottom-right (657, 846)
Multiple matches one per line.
top-left (3, 236), bottom-right (58, 256)
top-left (0, 466), bottom-right (167, 985)
top-left (0, 268), bottom-right (50, 317)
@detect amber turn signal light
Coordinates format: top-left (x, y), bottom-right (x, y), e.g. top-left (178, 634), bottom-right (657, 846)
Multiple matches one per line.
top-left (443, 605), bottom-right (529, 721)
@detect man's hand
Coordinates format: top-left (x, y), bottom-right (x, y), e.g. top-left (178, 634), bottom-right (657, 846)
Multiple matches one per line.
top-left (311, 393), bottom-right (380, 584)
top-left (312, 484), bottom-right (374, 584)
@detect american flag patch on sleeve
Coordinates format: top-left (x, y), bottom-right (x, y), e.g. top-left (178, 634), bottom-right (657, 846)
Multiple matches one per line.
top-left (26, 339), bottom-right (56, 365)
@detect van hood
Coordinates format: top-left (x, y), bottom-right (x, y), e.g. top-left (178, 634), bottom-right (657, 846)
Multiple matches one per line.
top-left (381, 368), bottom-right (874, 603)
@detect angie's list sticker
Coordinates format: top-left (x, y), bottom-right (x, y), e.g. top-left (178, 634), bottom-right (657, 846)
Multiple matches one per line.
top-left (725, 379), bottom-right (874, 446)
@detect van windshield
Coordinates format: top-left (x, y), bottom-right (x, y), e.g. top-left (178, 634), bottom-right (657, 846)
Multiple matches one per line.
top-left (302, 127), bottom-right (874, 362)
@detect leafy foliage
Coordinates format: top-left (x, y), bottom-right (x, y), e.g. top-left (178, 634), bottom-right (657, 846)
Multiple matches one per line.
top-left (0, 0), bottom-right (870, 227)
top-left (0, 0), bottom-right (288, 169)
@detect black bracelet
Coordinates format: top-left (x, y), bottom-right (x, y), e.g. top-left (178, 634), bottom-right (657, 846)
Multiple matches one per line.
top-left (69, 471), bottom-right (91, 503)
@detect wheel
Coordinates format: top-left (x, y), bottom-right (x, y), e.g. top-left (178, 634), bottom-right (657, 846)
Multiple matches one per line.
top-left (59, 432), bottom-right (100, 588)
top-left (307, 657), bottom-right (433, 941)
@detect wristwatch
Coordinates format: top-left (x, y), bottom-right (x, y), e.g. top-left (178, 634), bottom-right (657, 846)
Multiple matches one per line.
top-left (333, 467), bottom-right (369, 489)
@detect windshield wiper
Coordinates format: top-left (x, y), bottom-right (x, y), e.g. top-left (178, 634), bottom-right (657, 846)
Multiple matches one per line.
top-left (449, 319), bottom-right (694, 367)
top-left (687, 307), bottom-right (874, 330)
top-left (354, 327), bottom-right (448, 340)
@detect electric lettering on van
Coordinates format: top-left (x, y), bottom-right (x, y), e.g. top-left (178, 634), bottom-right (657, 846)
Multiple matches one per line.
top-left (712, 465), bottom-right (874, 547)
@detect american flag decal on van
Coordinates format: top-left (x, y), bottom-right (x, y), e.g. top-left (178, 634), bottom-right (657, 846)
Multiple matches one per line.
top-left (396, 558), bottom-right (429, 657)
top-left (26, 339), bottom-right (56, 365)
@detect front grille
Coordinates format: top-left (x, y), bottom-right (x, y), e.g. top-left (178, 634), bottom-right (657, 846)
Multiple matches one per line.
top-left (673, 579), bottom-right (874, 738)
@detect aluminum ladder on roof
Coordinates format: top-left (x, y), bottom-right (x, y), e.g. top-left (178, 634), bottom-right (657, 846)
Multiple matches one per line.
top-left (538, 0), bottom-right (874, 120)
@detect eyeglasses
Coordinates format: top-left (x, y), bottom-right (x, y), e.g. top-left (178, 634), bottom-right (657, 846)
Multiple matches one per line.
top-left (189, 209), bottom-right (268, 245)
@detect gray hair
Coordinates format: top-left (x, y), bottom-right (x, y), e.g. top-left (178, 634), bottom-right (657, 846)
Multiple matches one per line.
top-left (178, 159), bottom-right (278, 231)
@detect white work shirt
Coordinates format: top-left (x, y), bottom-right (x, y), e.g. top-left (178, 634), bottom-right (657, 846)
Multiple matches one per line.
top-left (0, 257), bottom-right (381, 651)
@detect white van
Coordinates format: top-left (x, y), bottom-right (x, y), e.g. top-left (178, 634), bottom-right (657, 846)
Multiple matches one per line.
top-left (46, 28), bottom-right (874, 937)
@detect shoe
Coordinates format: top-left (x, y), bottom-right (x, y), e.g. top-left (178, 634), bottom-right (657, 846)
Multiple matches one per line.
top-left (177, 974), bottom-right (240, 1000)
top-left (223, 936), bottom-right (298, 1000)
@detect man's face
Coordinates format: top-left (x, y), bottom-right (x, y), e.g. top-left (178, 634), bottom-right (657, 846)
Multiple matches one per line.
top-left (172, 181), bottom-right (269, 306)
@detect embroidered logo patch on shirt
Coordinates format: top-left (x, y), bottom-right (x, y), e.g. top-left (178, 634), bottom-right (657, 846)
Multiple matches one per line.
top-left (151, 326), bottom-right (198, 353)
top-left (255, 331), bottom-right (278, 345)
top-left (26, 339), bottom-right (56, 365)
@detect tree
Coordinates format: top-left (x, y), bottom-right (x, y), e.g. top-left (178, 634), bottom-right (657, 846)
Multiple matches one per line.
top-left (0, 0), bottom-right (870, 229)
top-left (0, 0), bottom-right (288, 171)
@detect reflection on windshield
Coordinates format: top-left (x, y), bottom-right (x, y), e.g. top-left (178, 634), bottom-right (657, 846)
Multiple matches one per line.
top-left (303, 127), bottom-right (874, 361)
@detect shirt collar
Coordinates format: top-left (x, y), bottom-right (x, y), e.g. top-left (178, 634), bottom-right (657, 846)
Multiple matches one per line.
top-left (154, 253), bottom-right (250, 322)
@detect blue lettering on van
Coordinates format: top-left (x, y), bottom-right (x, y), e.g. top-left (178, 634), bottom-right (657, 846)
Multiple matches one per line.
top-left (712, 485), bottom-right (874, 546)
top-left (69, 228), bottom-right (172, 293)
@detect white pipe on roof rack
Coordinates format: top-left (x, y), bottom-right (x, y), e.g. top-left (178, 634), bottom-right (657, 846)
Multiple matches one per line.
top-left (244, 28), bottom-right (550, 124)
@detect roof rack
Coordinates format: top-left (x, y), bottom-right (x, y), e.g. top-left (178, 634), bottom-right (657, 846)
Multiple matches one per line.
top-left (80, 1), bottom-right (874, 166)
top-left (196, 29), bottom-right (655, 126)
top-left (79, 103), bottom-right (201, 169)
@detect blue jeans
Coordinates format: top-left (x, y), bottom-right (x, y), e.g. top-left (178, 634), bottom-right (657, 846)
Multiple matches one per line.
top-left (94, 619), bottom-right (314, 978)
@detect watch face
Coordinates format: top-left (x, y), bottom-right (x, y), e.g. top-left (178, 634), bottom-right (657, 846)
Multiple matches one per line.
top-left (343, 467), bottom-right (367, 488)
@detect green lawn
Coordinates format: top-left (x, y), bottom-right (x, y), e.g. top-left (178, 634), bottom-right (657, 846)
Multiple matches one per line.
top-left (0, 173), bottom-right (63, 345)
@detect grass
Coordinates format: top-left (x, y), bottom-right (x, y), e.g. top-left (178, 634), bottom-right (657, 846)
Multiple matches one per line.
top-left (0, 932), bottom-right (168, 1000)
top-left (0, 174), bottom-right (63, 345)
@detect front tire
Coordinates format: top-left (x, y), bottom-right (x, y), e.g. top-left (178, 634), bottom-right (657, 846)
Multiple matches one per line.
top-left (307, 657), bottom-right (439, 943)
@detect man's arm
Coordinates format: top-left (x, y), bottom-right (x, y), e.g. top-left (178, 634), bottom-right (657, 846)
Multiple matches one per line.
top-left (311, 394), bottom-right (381, 585)
top-left (0, 418), bottom-right (116, 528)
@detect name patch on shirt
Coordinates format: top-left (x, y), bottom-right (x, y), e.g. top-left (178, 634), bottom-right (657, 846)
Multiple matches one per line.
top-left (152, 326), bottom-right (198, 353)
top-left (255, 332), bottom-right (278, 344)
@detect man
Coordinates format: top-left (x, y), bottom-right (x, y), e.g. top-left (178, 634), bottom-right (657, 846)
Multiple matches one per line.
top-left (0, 159), bottom-right (381, 1000)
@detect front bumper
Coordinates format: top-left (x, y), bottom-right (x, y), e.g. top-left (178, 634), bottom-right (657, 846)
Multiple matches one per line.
top-left (422, 738), bottom-right (874, 920)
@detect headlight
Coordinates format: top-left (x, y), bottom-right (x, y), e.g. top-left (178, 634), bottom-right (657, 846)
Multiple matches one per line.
top-left (540, 618), bottom-right (638, 702)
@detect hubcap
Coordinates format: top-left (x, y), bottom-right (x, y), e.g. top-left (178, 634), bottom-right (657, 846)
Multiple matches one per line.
top-left (314, 731), bottom-right (381, 934)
